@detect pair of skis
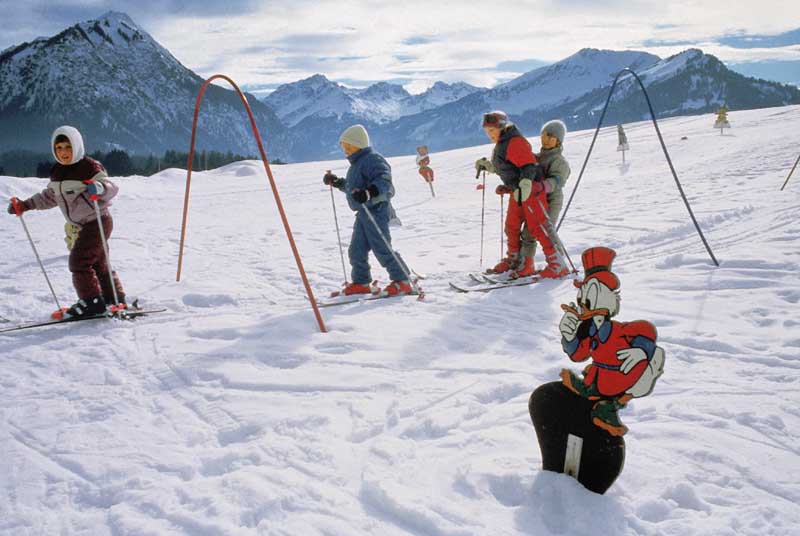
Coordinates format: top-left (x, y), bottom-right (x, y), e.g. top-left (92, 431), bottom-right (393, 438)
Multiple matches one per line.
top-left (449, 271), bottom-right (542, 293)
top-left (317, 279), bottom-right (425, 308)
top-left (0, 302), bottom-right (166, 334)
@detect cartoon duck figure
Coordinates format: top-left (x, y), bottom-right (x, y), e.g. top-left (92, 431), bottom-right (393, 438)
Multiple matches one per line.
top-left (416, 153), bottom-right (434, 183)
top-left (558, 246), bottom-right (665, 436)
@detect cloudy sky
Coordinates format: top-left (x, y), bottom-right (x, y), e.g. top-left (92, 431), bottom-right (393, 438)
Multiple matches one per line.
top-left (1, 0), bottom-right (799, 94)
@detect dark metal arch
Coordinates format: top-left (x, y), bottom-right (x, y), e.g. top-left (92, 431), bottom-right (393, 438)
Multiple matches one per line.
top-left (556, 68), bottom-right (719, 267)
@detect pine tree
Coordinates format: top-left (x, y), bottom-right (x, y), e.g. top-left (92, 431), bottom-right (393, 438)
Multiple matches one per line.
top-left (36, 161), bottom-right (52, 178)
top-left (104, 149), bottom-right (134, 176)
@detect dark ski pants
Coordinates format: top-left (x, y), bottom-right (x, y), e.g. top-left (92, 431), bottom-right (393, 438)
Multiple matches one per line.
top-left (349, 202), bottom-right (406, 284)
top-left (69, 215), bottom-right (125, 303)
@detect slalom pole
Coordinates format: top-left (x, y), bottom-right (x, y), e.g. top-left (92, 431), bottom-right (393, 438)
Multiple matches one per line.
top-left (327, 174), bottom-right (348, 283)
top-left (90, 196), bottom-right (120, 307)
top-left (359, 203), bottom-right (423, 296)
top-left (10, 197), bottom-right (64, 316)
top-left (175, 74), bottom-right (326, 333)
top-left (500, 194), bottom-right (505, 260)
top-left (780, 153), bottom-right (800, 191)
top-left (479, 170), bottom-right (486, 267)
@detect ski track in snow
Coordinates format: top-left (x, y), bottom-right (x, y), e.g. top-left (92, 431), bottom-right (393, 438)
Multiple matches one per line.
top-left (1, 106), bottom-right (800, 535)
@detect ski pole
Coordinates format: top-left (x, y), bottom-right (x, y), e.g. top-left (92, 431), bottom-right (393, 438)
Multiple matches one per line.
top-left (89, 193), bottom-right (120, 307)
top-left (780, 153), bottom-right (800, 191)
top-left (536, 197), bottom-right (576, 273)
top-left (327, 176), bottom-right (348, 283)
top-left (359, 203), bottom-right (422, 294)
top-left (479, 170), bottom-right (486, 267)
top-left (10, 197), bottom-right (64, 316)
top-left (500, 193), bottom-right (504, 260)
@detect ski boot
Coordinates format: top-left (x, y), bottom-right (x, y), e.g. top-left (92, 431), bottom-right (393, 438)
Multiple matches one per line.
top-left (539, 254), bottom-right (569, 279)
top-left (343, 282), bottom-right (374, 296)
top-left (486, 252), bottom-right (519, 274)
top-left (384, 280), bottom-right (413, 296)
top-left (509, 256), bottom-right (536, 279)
top-left (66, 296), bottom-right (107, 318)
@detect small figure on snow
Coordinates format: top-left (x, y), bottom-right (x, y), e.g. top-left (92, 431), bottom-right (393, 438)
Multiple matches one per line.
top-left (518, 120), bottom-right (571, 277)
top-left (474, 111), bottom-right (567, 279)
top-left (558, 246), bottom-right (665, 436)
top-left (323, 124), bottom-right (413, 296)
top-left (6, 126), bottom-right (126, 317)
top-left (416, 145), bottom-right (435, 198)
top-left (713, 106), bottom-right (730, 135)
top-left (616, 123), bottom-right (629, 163)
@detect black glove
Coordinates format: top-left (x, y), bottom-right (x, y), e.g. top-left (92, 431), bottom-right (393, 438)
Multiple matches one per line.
top-left (323, 172), bottom-right (340, 186)
top-left (353, 185), bottom-right (381, 204)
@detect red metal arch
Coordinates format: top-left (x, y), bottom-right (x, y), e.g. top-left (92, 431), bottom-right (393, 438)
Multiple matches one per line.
top-left (176, 74), bottom-right (327, 333)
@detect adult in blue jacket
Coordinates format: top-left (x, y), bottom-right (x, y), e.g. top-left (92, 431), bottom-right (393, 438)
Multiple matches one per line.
top-left (323, 124), bottom-right (412, 296)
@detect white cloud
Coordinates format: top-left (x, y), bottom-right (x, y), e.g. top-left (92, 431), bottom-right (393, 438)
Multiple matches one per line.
top-left (2, 0), bottom-right (800, 91)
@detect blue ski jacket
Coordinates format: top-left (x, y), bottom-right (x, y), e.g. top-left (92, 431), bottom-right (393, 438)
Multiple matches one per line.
top-left (338, 147), bottom-right (395, 211)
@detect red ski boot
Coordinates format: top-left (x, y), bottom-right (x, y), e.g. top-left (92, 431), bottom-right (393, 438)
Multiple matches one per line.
top-left (384, 280), bottom-right (413, 296)
top-left (486, 253), bottom-right (519, 274)
top-left (343, 282), bottom-right (374, 296)
top-left (539, 254), bottom-right (569, 279)
top-left (510, 256), bottom-right (536, 279)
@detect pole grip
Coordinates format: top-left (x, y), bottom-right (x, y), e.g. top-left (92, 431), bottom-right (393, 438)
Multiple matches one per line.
top-left (10, 197), bottom-right (25, 217)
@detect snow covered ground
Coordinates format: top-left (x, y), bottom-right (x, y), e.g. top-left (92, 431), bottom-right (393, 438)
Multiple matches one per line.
top-left (1, 105), bottom-right (799, 535)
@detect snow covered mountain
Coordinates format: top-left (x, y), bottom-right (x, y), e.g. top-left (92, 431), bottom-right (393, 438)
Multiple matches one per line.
top-left (0, 12), bottom-right (289, 158)
top-left (264, 75), bottom-right (480, 127)
top-left (515, 49), bottom-right (800, 135)
top-left (493, 49), bottom-right (660, 113)
top-left (3, 14), bottom-right (799, 165)
top-left (369, 48), bottom-right (800, 157)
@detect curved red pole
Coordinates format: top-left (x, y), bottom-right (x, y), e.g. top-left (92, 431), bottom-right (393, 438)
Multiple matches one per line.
top-left (176, 74), bottom-right (327, 333)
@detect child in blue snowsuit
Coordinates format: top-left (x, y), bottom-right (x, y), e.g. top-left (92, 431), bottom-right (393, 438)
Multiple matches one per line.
top-left (323, 124), bottom-right (412, 296)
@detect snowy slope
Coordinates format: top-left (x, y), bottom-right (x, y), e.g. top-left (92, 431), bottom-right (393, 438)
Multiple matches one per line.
top-left (1, 105), bottom-right (799, 535)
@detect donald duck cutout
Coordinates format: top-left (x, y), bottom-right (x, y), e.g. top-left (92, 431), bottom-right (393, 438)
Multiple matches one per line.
top-left (558, 246), bottom-right (665, 436)
top-left (415, 146), bottom-right (435, 198)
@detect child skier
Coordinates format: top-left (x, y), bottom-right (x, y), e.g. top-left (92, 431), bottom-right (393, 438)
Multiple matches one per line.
top-left (323, 124), bottom-right (412, 296)
top-left (517, 120), bottom-right (571, 277)
top-left (474, 111), bottom-right (567, 279)
top-left (6, 125), bottom-right (125, 317)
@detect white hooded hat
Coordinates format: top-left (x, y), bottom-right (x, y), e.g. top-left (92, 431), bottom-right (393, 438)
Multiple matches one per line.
top-left (51, 125), bottom-right (85, 164)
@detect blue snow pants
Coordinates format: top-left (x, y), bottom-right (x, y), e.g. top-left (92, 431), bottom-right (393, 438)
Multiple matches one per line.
top-left (349, 202), bottom-right (406, 284)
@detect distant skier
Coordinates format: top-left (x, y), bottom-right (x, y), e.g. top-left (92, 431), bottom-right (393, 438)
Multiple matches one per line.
top-left (474, 111), bottom-right (567, 279)
top-left (323, 124), bottom-right (412, 296)
top-left (6, 126), bottom-right (126, 316)
top-left (517, 120), bottom-right (572, 277)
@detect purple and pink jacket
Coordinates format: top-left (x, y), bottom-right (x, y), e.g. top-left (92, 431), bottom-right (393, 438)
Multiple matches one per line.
top-left (24, 157), bottom-right (118, 227)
